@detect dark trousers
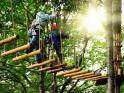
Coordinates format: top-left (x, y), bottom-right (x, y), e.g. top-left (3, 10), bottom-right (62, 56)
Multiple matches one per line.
top-left (53, 44), bottom-right (62, 64)
top-left (27, 35), bottom-right (41, 62)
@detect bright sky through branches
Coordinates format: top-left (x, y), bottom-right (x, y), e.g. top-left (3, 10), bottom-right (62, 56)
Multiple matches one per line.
top-left (78, 6), bottom-right (106, 35)
top-left (83, 8), bottom-right (105, 33)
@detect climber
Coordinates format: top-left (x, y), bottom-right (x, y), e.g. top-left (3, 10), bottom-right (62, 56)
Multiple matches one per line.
top-left (26, 8), bottom-right (57, 63)
top-left (35, 7), bottom-right (57, 28)
top-left (26, 19), bottom-right (42, 63)
top-left (50, 23), bottom-right (69, 64)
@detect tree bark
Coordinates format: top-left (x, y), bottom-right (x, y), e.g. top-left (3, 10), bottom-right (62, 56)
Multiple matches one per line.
top-left (67, 80), bottom-right (79, 93)
top-left (39, 72), bottom-right (45, 93)
top-left (112, 0), bottom-right (122, 93)
top-left (51, 73), bottom-right (57, 93)
top-left (105, 0), bottom-right (115, 93)
top-left (60, 78), bottom-right (72, 93)
top-left (115, 77), bottom-right (121, 93)
top-left (39, 45), bottom-right (47, 93)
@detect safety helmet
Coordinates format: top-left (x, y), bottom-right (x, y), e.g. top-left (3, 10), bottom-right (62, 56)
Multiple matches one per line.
top-left (51, 23), bottom-right (59, 30)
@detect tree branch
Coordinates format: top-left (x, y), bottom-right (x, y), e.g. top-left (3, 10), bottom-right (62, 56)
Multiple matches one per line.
top-left (0, 66), bottom-right (27, 93)
top-left (67, 80), bottom-right (79, 93)
top-left (60, 78), bottom-right (72, 93)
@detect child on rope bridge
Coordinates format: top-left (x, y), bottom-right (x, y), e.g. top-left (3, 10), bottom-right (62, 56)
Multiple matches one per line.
top-left (26, 9), bottom-right (57, 63)
top-left (48, 23), bottom-right (69, 64)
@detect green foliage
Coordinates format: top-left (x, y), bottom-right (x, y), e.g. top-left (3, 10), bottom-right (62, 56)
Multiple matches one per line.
top-left (120, 83), bottom-right (124, 93)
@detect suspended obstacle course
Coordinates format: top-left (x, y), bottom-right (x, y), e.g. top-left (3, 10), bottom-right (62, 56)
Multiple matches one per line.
top-left (56, 69), bottom-right (107, 82)
top-left (0, 35), bottom-right (19, 46)
top-left (0, 36), bottom-right (63, 72)
top-left (0, 4), bottom-right (122, 88)
top-left (0, 34), bottom-right (114, 85)
top-left (29, 62), bottom-right (66, 73)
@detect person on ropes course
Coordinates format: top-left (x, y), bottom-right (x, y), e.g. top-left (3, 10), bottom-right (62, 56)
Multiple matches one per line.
top-left (50, 23), bottom-right (69, 64)
top-left (26, 7), bottom-right (57, 63)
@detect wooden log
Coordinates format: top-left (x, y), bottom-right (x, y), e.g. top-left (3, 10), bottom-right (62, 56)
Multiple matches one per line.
top-left (72, 72), bottom-right (94, 79)
top-left (39, 64), bottom-right (66, 72)
top-left (84, 76), bottom-right (107, 81)
top-left (80, 73), bottom-right (107, 80)
top-left (39, 67), bottom-right (51, 72)
top-left (28, 59), bottom-right (55, 69)
top-left (0, 35), bottom-right (19, 46)
top-left (78, 74), bottom-right (101, 80)
top-left (48, 68), bottom-right (63, 73)
top-left (56, 68), bottom-right (81, 76)
top-left (1, 44), bottom-right (30, 56)
top-left (12, 50), bottom-right (41, 61)
top-left (64, 70), bottom-right (89, 77)
top-left (88, 77), bottom-right (108, 81)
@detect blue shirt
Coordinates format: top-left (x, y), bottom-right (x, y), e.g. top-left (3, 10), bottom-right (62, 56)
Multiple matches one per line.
top-left (50, 29), bottom-right (61, 46)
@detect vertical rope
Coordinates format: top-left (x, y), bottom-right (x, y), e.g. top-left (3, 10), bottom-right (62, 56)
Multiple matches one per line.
top-left (74, 45), bottom-right (76, 67)
top-left (10, 0), bottom-right (14, 28)
top-left (39, 25), bottom-right (41, 50)
top-left (57, 5), bottom-right (63, 64)
top-left (3, 30), bottom-right (6, 52)
top-left (60, 26), bottom-right (63, 63)
top-left (26, 5), bottom-right (29, 43)
top-left (3, 1), bottom-right (8, 52)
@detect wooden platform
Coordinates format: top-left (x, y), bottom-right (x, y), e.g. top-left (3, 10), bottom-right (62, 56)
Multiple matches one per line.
top-left (56, 68), bottom-right (81, 76)
top-left (64, 70), bottom-right (89, 77)
top-left (1, 44), bottom-right (30, 56)
top-left (39, 64), bottom-right (66, 72)
top-left (56, 68), bottom-right (108, 84)
top-left (48, 68), bottom-right (63, 73)
top-left (28, 59), bottom-right (55, 69)
top-left (71, 72), bottom-right (94, 79)
top-left (12, 50), bottom-right (41, 61)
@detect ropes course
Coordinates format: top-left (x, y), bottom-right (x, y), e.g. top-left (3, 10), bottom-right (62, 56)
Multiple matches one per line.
top-left (0, 0), bottom-right (123, 86)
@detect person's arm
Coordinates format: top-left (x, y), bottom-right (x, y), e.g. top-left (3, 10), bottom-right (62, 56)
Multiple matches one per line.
top-left (61, 31), bottom-right (69, 39)
top-left (48, 11), bottom-right (57, 20)
top-left (44, 32), bottom-right (51, 44)
top-left (36, 12), bottom-right (41, 23)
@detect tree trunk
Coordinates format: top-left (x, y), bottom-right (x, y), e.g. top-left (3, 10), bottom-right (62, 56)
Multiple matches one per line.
top-left (112, 0), bottom-right (122, 93)
top-left (60, 78), bottom-right (72, 93)
top-left (51, 73), bottom-right (57, 93)
top-left (39, 45), bottom-right (47, 93)
top-left (115, 77), bottom-right (121, 93)
top-left (39, 72), bottom-right (45, 93)
top-left (105, 0), bottom-right (115, 93)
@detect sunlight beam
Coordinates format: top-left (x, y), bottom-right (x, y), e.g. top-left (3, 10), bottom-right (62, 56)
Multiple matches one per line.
top-left (78, 6), bottom-right (106, 35)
